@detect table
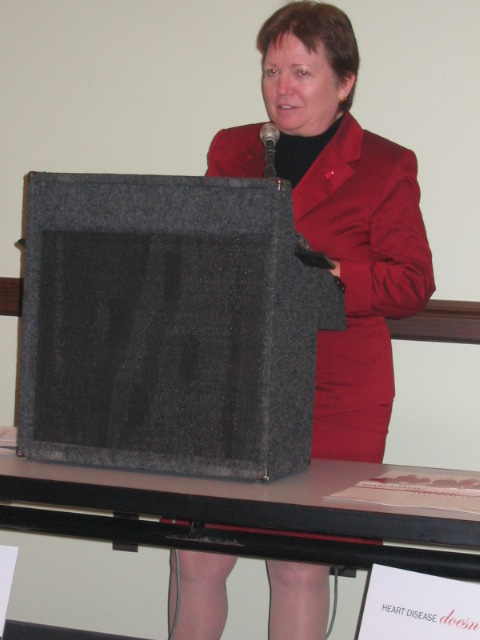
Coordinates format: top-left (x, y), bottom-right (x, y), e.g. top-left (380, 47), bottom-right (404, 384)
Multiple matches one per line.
top-left (0, 452), bottom-right (479, 580)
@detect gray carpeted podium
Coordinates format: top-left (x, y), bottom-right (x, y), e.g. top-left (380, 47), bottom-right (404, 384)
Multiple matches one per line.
top-left (17, 173), bottom-right (345, 480)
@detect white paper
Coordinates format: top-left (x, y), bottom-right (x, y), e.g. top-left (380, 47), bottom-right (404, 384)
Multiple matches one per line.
top-left (328, 470), bottom-right (480, 514)
top-left (0, 546), bottom-right (18, 636)
top-left (358, 564), bottom-right (480, 640)
top-left (0, 428), bottom-right (17, 456)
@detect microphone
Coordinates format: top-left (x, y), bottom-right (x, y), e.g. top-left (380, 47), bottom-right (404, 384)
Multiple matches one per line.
top-left (259, 122), bottom-right (280, 179)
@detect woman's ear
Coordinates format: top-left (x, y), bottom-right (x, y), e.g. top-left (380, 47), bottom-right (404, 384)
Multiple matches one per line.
top-left (339, 73), bottom-right (356, 100)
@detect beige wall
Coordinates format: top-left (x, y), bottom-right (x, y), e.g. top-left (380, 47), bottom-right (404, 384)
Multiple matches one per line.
top-left (1, 1), bottom-right (479, 638)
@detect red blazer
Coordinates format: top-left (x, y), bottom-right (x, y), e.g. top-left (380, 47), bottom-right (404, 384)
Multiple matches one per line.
top-left (206, 113), bottom-right (435, 415)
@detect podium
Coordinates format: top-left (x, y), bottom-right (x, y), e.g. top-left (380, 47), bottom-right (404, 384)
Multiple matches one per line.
top-left (17, 173), bottom-right (345, 480)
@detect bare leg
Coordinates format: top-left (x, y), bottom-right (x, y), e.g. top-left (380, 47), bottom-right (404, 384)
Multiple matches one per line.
top-left (169, 549), bottom-right (237, 640)
top-left (266, 560), bottom-right (330, 640)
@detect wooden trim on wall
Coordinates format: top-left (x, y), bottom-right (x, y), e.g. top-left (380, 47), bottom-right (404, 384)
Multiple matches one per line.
top-left (386, 300), bottom-right (480, 345)
top-left (1, 277), bottom-right (479, 345)
top-left (0, 277), bottom-right (23, 317)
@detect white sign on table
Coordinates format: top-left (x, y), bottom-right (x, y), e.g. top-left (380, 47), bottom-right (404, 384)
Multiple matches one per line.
top-left (357, 564), bottom-right (480, 639)
top-left (0, 545), bottom-right (18, 637)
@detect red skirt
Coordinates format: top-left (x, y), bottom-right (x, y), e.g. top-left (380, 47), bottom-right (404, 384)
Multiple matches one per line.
top-left (311, 403), bottom-right (393, 463)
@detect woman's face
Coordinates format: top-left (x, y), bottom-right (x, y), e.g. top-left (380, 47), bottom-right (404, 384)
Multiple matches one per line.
top-left (262, 32), bottom-right (354, 137)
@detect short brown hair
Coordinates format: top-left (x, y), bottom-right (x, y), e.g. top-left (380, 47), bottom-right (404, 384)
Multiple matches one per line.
top-left (256, 1), bottom-right (359, 111)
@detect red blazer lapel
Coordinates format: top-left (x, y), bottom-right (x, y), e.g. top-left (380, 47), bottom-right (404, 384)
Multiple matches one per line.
top-left (292, 113), bottom-right (364, 224)
top-left (240, 136), bottom-right (265, 178)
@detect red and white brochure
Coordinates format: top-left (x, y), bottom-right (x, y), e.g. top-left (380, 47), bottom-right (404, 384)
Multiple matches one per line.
top-left (328, 470), bottom-right (480, 515)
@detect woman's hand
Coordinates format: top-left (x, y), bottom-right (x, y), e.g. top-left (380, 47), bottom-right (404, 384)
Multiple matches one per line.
top-left (329, 260), bottom-right (341, 278)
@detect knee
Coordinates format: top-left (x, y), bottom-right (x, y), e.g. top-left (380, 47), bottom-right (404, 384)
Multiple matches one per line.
top-left (267, 560), bottom-right (330, 590)
top-left (171, 550), bottom-right (237, 585)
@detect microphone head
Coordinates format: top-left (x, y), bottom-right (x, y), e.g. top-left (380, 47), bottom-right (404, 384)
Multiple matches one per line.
top-left (260, 122), bottom-right (280, 146)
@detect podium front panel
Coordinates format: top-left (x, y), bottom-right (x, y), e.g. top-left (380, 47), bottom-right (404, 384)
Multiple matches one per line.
top-left (17, 174), bottom-right (345, 479)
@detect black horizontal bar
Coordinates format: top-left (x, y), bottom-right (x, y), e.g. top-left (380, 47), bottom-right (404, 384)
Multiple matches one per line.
top-left (1, 504), bottom-right (479, 581)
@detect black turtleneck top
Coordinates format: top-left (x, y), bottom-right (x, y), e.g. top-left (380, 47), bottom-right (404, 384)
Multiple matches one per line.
top-left (274, 116), bottom-right (343, 188)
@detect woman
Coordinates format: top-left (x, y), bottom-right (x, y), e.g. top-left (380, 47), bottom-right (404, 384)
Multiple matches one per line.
top-left (169, 3), bottom-right (435, 639)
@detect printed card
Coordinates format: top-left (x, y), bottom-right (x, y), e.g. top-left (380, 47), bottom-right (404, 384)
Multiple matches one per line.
top-left (357, 564), bottom-right (480, 639)
top-left (0, 546), bottom-right (18, 637)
